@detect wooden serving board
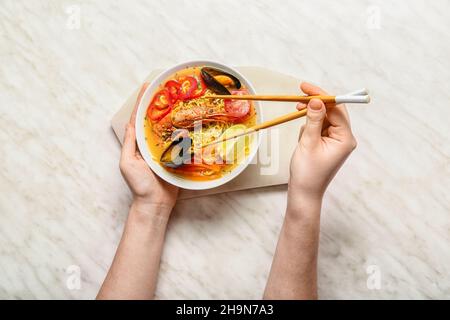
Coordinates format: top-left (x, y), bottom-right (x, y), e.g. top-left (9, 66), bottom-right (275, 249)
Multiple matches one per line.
top-left (111, 67), bottom-right (303, 199)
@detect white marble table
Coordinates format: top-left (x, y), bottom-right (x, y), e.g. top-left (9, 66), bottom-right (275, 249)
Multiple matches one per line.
top-left (0, 0), bottom-right (449, 299)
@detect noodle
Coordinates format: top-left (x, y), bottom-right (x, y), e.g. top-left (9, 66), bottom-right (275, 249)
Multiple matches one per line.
top-left (144, 66), bottom-right (257, 181)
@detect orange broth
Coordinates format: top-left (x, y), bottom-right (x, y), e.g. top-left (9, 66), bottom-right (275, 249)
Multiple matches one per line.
top-left (144, 66), bottom-right (257, 181)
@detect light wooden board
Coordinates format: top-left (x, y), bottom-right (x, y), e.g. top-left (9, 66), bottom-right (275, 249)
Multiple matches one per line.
top-left (111, 67), bottom-right (304, 199)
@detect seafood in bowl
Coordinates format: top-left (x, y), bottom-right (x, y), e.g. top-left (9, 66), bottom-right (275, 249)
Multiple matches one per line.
top-left (144, 66), bottom-right (257, 180)
top-left (135, 61), bottom-right (262, 190)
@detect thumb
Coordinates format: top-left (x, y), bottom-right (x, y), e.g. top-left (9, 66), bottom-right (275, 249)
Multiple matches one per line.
top-left (301, 99), bottom-right (326, 147)
top-left (122, 123), bottom-right (137, 159)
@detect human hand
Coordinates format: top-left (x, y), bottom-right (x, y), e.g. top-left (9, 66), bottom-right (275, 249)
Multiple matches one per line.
top-left (119, 83), bottom-right (179, 211)
top-left (289, 82), bottom-right (357, 201)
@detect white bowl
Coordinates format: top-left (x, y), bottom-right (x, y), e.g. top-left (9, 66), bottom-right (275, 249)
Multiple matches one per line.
top-left (135, 60), bottom-right (262, 190)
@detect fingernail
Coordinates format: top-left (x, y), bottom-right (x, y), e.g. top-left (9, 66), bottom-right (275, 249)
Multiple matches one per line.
top-left (309, 99), bottom-right (323, 111)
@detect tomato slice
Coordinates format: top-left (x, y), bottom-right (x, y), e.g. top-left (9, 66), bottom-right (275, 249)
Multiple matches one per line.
top-left (177, 76), bottom-right (197, 100)
top-left (224, 89), bottom-right (250, 118)
top-left (164, 80), bottom-right (181, 103)
top-left (189, 77), bottom-right (207, 99)
top-left (150, 89), bottom-right (172, 110)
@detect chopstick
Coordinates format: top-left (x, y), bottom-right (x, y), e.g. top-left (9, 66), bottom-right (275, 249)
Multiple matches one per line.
top-left (203, 109), bottom-right (308, 147)
top-left (206, 93), bottom-right (370, 104)
top-left (203, 88), bottom-right (370, 147)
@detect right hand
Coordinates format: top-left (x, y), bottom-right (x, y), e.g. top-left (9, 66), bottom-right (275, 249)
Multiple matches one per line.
top-left (288, 82), bottom-right (357, 200)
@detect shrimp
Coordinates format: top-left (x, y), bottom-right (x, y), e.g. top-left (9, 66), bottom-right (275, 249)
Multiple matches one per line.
top-left (171, 93), bottom-right (240, 128)
top-left (152, 113), bottom-right (174, 141)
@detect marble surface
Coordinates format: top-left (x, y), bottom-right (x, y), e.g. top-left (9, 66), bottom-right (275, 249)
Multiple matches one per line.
top-left (0, 0), bottom-right (449, 299)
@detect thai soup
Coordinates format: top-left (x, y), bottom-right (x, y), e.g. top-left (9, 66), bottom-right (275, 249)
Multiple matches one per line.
top-left (144, 66), bottom-right (257, 181)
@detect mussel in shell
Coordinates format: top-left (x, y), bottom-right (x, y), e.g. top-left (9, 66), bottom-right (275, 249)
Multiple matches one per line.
top-left (160, 130), bottom-right (193, 168)
top-left (201, 67), bottom-right (241, 95)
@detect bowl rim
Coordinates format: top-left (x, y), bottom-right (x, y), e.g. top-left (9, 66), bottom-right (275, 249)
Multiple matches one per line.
top-left (135, 60), bottom-right (263, 190)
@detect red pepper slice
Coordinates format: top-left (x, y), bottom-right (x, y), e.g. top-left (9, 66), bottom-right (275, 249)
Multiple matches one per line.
top-left (189, 77), bottom-right (207, 99)
top-left (167, 162), bottom-right (222, 177)
top-left (150, 89), bottom-right (172, 110)
top-left (164, 80), bottom-right (181, 103)
top-left (147, 89), bottom-right (172, 122)
top-left (147, 104), bottom-right (172, 122)
top-left (177, 76), bottom-right (197, 100)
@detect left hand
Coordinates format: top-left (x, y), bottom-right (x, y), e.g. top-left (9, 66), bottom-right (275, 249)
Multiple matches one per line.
top-left (119, 83), bottom-right (179, 210)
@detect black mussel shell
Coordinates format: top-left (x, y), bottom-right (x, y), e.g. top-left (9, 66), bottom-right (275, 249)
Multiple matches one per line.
top-left (201, 67), bottom-right (241, 95)
top-left (160, 131), bottom-right (192, 168)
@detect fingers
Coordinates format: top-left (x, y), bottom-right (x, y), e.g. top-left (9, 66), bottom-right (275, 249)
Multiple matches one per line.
top-left (327, 105), bottom-right (351, 135)
top-left (300, 82), bottom-right (352, 137)
top-left (129, 82), bottom-right (149, 128)
top-left (296, 102), bottom-right (307, 111)
top-left (122, 82), bottom-right (148, 162)
top-left (296, 102), bottom-right (306, 141)
top-left (296, 102), bottom-right (307, 141)
top-left (298, 124), bottom-right (305, 141)
top-left (121, 123), bottom-right (137, 160)
top-left (300, 82), bottom-right (328, 96)
top-left (300, 99), bottom-right (326, 147)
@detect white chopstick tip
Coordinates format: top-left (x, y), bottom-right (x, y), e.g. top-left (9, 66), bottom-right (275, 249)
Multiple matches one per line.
top-left (335, 95), bottom-right (371, 104)
top-left (346, 88), bottom-right (369, 96)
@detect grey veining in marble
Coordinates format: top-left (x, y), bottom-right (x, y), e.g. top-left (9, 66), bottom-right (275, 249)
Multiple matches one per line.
top-left (0, 0), bottom-right (449, 299)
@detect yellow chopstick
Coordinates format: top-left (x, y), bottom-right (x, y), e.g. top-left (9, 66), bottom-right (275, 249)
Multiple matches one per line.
top-left (207, 94), bottom-right (336, 103)
top-left (207, 94), bottom-right (370, 104)
top-left (202, 91), bottom-right (370, 147)
top-left (203, 108), bottom-right (308, 147)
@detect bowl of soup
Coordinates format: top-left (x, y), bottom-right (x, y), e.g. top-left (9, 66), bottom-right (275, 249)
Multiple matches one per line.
top-left (135, 60), bottom-right (262, 190)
